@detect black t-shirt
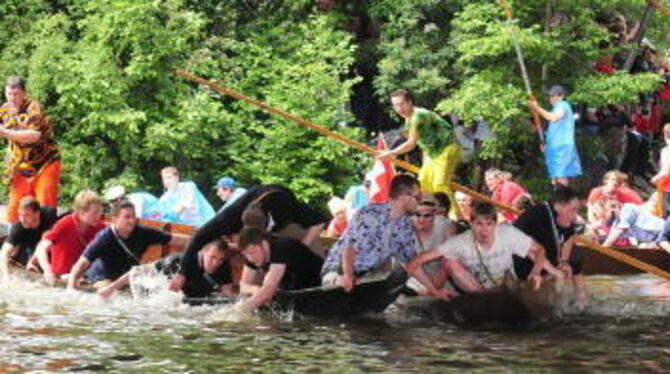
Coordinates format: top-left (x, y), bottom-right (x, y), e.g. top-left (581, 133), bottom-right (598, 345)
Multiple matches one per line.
top-left (514, 203), bottom-right (579, 278)
top-left (155, 252), bottom-right (233, 298)
top-left (83, 225), bottom-right (171, 282)
top-left (6, 207), bottom-right (57, 264)
top-left (245, 237), bottom-right (324, 291)
top-left (179, 184), bottom-right (329, 274)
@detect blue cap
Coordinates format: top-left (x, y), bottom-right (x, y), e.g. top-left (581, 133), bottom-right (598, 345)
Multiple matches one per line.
top-left (547, 85), bottom-right (567, 96)
top-left (215, 177), bottom-right (236, 189)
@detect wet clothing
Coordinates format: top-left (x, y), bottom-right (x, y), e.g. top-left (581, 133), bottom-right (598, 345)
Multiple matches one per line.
top-left (5, 207), bottom-right (57, 264)
top-left (245, 237), bottom-right (323, 291)
top-left (322, 202), bottom-right (417, 277)
top-left (1, 99), bottom-right (61, 222)
top-left (43, 214), bottom-right (106, 275)
top-left (83, 225), bottom-right (171, 283)
top-left (514, 203), bottom-right (581, 278)
top-left (544, 100), bottom-right (582, 178)
top-left (179, 184), bottom-right (329, 275)
top-left (156, 253), bottom-right (232, 298)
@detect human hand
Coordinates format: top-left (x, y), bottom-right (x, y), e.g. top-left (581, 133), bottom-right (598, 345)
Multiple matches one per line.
top-left (338, 273), bottom-right (356, 292)
top-left (97, 285), bottom-right (116, 300)
top-left (168, 273), bottom-right (186, 292)
top-left (43, 271), bottom-right (57, 286)
top-left (529, 274), bottom-right (543, 290)
top-left (527, 99), bottom-right (539, 110)
top-left (375, 150), bottom-right (394, 161)
top-left (558, 262), bottom-right (573, 278)
top-left (431, 288), bottom-right (454, 301)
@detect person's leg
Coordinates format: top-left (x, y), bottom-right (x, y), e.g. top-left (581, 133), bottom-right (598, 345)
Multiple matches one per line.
top-left (431, 144), bottom-right (461, 218)
top-left (6, 174), bottom-right (33, 222)
top-left (444, 258), bottom-right (483, 293)
top-left (33, 160), bottom-right (61, 210)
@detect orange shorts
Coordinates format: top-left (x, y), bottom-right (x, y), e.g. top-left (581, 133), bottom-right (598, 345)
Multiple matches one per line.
top-left (6, 160), bottom-right (61, 222)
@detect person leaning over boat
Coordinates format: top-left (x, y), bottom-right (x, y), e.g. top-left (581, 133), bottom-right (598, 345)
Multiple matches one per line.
top-left (514, 185), bottom-right (587, 302)
top-left (321, 174), bottom-right (452, 299)
top-left (0, 196), bottom-right (57, 281)
top-left (169, 184), bottom-right (329, 292)
top-left (97, 239), bottom-right (234, 299)
top-left (407, 202), bottom-right (554, 293)
top-left (377, 89), bottom-right (460, 218)
top-left (234, 227), bottom-right (324, 312)
top-left (0, 76), bottom-right (61, 223)
top-left (33, 190), bottom-right (106, 286)
top-left (601, 202), bottom-right (670, 248)
top-left (66, 200), bottom-right (189, 291)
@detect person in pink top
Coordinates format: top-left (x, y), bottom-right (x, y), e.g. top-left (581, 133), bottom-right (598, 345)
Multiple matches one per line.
top-left (33, 189), bottom-right (106, 286)
top-left (587, 170), bottom-right (642, 225)
top-left (484, 168), bottom-right (528, 222)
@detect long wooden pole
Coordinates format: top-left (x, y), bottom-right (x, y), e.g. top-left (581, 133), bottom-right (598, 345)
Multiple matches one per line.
top-left (175, 70), bottom-right (670, 281)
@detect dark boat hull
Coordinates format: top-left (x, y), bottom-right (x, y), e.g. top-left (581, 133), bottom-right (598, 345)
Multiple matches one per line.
top-left (576, 246), bottom-right (670, 276)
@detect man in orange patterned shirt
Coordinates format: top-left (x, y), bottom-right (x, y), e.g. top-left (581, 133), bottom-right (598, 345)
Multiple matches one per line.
top-left (0, 76), bottom-right (61, 222)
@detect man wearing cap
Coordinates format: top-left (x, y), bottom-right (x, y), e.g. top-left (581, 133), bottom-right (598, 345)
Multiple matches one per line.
top-left (529, 85), bottom-right (582, 187)
top-left (215, 176), bottom-right (246, 213)
top-left (0, 76), bottom-right (61, 223)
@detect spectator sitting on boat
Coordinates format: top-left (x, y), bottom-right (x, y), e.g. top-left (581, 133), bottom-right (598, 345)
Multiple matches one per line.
top-left (0, 196), bottom-right (57, 281)
top-left (485, 168), bottom-right (529, 223)
top-left (321, 174), bottom-right (452, 299)
top-left (98, 238), bottom-right (234, 299)
top-left (34, 190), bottom-right (106, 286)
top-left (587, 170), bottom-right (642, 223)
top-left (601, 202), bottom-right (670, 248)
top-left (215, 176), bottom-right (247, 213)
top-left (66, 200), bottom-right (189, 291)
top-left (514, 185), bottom-right (586, 302)
top-left (169, 184), bottom-right (329, 293)
top-left (154, 166), bottom-right (215, 227)
top-left (326, 196), bottom-right (348, 238)
top-left (407, 202), bottom-right (553, 293)
top-left (406, 197), bottom-right (457, 294)
top-left (344, 177), bottom-right (370, 220)
top-left (234, 227), bottom-right (325, 313)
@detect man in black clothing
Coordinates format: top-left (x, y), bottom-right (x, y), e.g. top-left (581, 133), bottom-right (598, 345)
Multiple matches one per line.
top-left (67, 201), bottom-right (188, 290)
top-left (170, 184), bottom-right (329, 292)
top-left (514, 185), bottom-right (587, 301)
top-left (97, 239), bottom-right (234, 299)
top-left (234, 227), bottom-right (324, 313)
top-left (0, 196), bottom-right (57, 279)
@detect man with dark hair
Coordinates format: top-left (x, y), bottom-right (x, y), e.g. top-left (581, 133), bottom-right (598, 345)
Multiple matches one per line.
top-left (514, 185), bottom-right (586, 300)
top-left (97, 239), bottom-right (234, 299)
top-left (0, 76), bottom-right (61, 222)
top-left (321, 174), bottom-right (449, 298)
top-left (377, 89), bottom-right (460, 217)
top-left (0, 196), bottom-right (57, 280)
top-left (407, 202), bottom-right (552, 293)
top-left (234, 227), bottom-right (324, 312)
top-left (170, 184), bottom-right (329, 292)
top-left (67, 201), bottom-right (188, 291)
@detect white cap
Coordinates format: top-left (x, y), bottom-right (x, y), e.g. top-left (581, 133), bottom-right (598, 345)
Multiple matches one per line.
top-left (104, 185), bottom-right (126, 201)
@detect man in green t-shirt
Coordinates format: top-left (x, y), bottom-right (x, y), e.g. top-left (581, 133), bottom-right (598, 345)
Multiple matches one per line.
top-left (377, 89), bottom-right (461, 217)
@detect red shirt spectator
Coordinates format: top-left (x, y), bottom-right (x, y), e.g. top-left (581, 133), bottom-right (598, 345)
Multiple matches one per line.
top-left (43, 213), bottom-right (106, 274)
top-left (587, 186), bottom-right (642, 205)
top-left (485, 168), bottom-right (527, 222)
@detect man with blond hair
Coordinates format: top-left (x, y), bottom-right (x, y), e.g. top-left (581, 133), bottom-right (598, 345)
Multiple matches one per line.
top-left (34, 189), bottom-right (106, 285)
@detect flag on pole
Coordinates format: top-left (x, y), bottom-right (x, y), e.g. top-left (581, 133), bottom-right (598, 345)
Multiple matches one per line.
top-left (368, 134), bottom-right (396, 203)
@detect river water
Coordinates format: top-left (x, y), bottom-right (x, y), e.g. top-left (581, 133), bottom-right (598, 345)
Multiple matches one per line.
top-left (1, 274), bottom-right (669, 373)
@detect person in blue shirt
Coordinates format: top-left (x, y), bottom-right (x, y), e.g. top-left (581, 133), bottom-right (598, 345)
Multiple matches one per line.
top-left (529, 85), bottom-right (582, 187)
top-left (215, 176), bottom-right (247, 213)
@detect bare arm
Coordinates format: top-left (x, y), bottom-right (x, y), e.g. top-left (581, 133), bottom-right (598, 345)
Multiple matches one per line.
top-left (66, 257), bottom-right (91, 290)
top-left (602, 227), bottom-right (625, 247)
top-left (528, 100), bottom-right (562, 122)
top-left (239, 265), bottom-right (261, 295)
top-left (376, 133), bottom-right (418, 160)
top-left (652, 148), bottom-right (670, 183)
top-left (237, 264), bottom-right (285, 312)
top-left (302, 223), bottom-right (326, 246)
top-left (526, 240), bottom-right (547, 279)
top-left (34, 239), bottom-right (56, 284)
top-left (0, 242), bottom-right (18, 280)
top-left (98, 272), bottom-right (131, 299)
top-left (0, 127), bottom-right (41, 144)
top-left (406, 249), bottom-right (444, 275)
top-left (339, 245), bottom-right (357, 292)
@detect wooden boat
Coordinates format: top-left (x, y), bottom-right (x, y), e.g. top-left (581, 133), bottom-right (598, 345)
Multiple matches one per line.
top-left (576, 245), bottom-right (670, 276)
top-left (395, 278), bottom-right (566, 325)
top-left (184, 267), bottom-right (409, 318)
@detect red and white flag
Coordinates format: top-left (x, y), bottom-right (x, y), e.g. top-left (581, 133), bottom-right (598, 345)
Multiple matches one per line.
top-left (368, 134), bottom-right (396, 203)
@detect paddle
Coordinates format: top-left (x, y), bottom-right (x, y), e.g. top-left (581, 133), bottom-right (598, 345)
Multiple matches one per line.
top-left (175, 70), bottom-right (670, 282)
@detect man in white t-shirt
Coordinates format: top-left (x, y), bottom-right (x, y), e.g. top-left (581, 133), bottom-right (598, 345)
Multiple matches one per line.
top-left (407, 201), bottom-right (554, 292)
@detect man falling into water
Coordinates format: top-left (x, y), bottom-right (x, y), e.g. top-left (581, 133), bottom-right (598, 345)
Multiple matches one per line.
top-left (377, 89), bottom-right (460, 218)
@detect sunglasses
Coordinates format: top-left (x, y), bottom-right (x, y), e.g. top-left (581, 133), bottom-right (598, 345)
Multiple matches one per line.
top-left (414, 213), bottom-right (434, 218)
